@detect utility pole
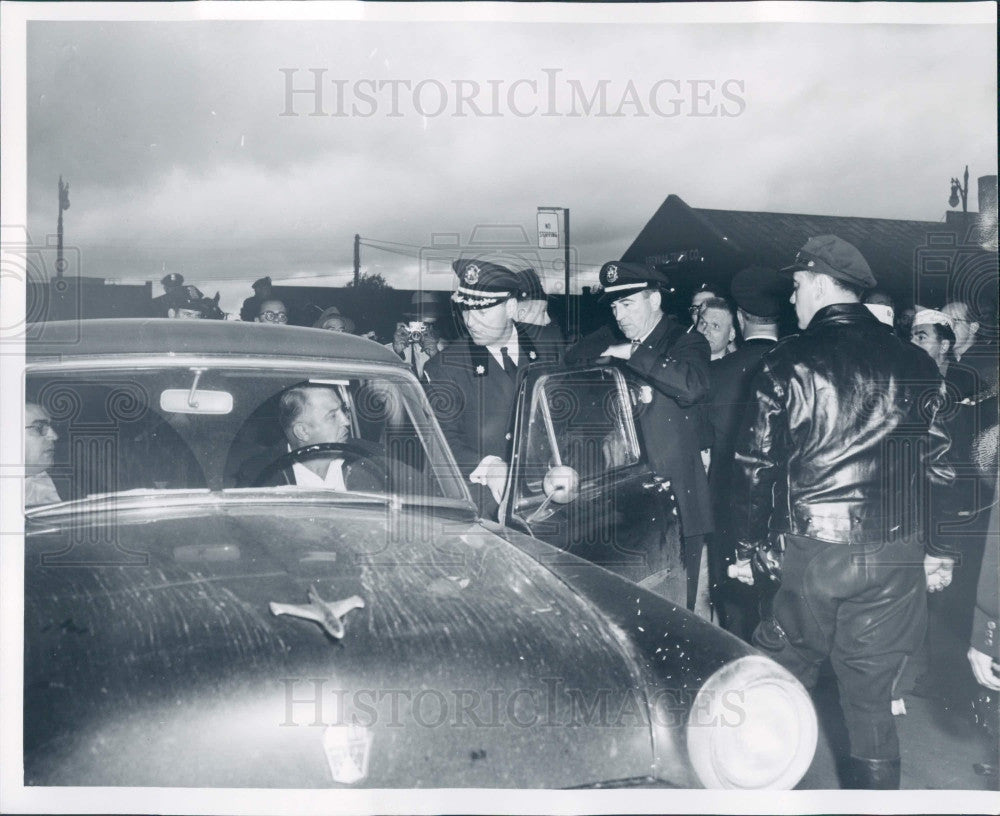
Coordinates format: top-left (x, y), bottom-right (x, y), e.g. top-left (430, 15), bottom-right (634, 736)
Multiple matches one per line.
top-left (538, 206), bottom-right (572, 332)
top-left (353, 234), bottom-right (361, 286)
top-left (57, 176), bottom-right (70, 278)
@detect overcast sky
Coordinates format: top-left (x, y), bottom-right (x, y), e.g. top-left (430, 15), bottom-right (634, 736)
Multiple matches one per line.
top-left (25, 12), bottom-right (998, 310)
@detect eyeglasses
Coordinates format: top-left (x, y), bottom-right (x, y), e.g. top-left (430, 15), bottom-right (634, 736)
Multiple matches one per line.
top-left (26, 419), bottom-right (55, 435)
top-left (260, 311), bottom-right (288, 323)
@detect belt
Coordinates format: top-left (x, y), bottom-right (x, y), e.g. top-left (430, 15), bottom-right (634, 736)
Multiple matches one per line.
top-left (790, 505), bottom-right (904, 546)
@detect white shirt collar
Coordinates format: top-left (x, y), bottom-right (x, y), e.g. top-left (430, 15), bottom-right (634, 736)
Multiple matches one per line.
top-left (742, 330), bottom-right (779, 342)
top-left (287, 445), bottom-right (347, 491)
top-left (486, 324), bottom-right (520, 367)
top-left (25, 471), bottom-right (61, 507)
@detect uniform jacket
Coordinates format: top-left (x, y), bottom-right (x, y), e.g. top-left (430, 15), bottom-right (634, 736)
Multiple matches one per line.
top-left (733, 303), bottom-right (954, 552)
top-left (422, 325), bottom-right (562, 478)
top-left (707, 337), bottom-right (777, 495)
top-left (971, 484), bottom-right (999, 659)
top-left (516, 320), bottom-right (566, 362)
top-left (565, 315), bottom-right (713, 538)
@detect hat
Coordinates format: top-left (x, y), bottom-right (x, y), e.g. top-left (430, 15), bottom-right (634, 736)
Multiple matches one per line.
top-left (912, 308), bottom-right (955, 331)
top-left (168, 288), bottom-right (219, 318)
top-left (730, 265), bottom-right (788, 319)
top-left (403, 291), bottom-right (442, 321)
top-left (313, 305), bottom-right (355, 333)
top-left (252, 276), bottom-right (272, 291)
top-left (517, 268), bottom-right (546, 302)
top-left (451, 260), bottom-right (520, 310)
top-left (782, 235), bottom-right (876, 289)
top-left (597, 261), bottom-right (668, 303)
top-left (161, 272), bottom-right (184, 288)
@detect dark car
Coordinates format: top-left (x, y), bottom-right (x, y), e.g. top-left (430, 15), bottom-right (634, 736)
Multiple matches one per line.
top-left (23, 319), bottom-right (816, 790)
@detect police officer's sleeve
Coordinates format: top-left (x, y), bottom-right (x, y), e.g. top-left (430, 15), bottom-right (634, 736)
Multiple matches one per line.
top-left (971, 486), bottom-right (999, 659)
top-left (564, 325), bottom-right (617, 367)
top-left (732, 361), bottom-right (787, 549)
top-left (626, 329), bottom-right (710, 408)
top-left (920, 358), bottom-right (960, 559)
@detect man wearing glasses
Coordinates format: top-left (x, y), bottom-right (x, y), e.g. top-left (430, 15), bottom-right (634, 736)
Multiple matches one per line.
top-left (25, 402), bottom-right (61, 507)
top-left (255, 299), bottom-right (288, 325)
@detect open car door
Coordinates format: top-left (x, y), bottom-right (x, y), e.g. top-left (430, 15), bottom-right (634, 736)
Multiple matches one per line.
top-left (502, 365), bottom-right (686, 604)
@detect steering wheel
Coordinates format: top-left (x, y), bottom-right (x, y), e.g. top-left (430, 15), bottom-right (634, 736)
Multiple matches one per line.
top-left (251, 441), bottom-right (388, 489)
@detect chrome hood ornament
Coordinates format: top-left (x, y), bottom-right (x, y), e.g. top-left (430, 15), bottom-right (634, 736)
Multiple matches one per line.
top-left (269, 586), bottom-right (364, 639)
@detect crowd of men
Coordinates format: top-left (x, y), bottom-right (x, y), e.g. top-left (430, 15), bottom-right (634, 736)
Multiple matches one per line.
top-left (417, 235), bottom-right (997, 789)
top-left (29, 235), bottom-right (998, 789)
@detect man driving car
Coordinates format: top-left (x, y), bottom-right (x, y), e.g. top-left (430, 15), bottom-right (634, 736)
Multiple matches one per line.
top-left (236, 384), bottom-right (383, 490)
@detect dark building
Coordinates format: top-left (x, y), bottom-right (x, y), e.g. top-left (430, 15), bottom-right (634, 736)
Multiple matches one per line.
top-left (621, 180), bottom-right (998, 314)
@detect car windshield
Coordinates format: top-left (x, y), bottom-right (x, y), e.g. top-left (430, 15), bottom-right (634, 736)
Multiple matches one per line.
top-left (24, 361), bottom-right (469, 511)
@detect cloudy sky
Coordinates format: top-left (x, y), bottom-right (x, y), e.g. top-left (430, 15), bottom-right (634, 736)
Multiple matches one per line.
top-left (23, 6), bottom-right (998, 311)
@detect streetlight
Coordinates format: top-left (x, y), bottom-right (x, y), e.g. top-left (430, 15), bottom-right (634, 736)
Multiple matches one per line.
top-left (949, 165), bottom-right (969, 213)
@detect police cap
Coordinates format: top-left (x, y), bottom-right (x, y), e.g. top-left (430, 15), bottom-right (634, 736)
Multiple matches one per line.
top-left (517, 268), bottom-right (547, 302)
top-left (597, 261), bottom-right (669, 303)
top-left (730, 265), bottom-right (788, 319)
top-left (161, 272), bottom-right (184, 288)
top-left (451, 260), bottom-right (520, 310)
top-left (782, 235), bottom-right (877, 290)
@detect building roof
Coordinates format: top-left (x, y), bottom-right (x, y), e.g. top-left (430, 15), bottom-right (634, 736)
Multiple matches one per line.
top-left (621, 194), bottom-right (996, 307)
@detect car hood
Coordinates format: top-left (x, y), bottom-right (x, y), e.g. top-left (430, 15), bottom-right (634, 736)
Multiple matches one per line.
top-left (25, 500), bottom-right (673, 788)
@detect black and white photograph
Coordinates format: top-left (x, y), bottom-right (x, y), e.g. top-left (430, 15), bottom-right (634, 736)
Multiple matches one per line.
top-left (1, 2), bottom-right (997, 813)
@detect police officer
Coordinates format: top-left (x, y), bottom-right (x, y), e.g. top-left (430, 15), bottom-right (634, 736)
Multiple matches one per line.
top-left (515, 267), bottom-right (565, 353)
top-left (423, 260), bottom-right (561, 518)
top-left (706, 265), bottom-right (788, 638)
top-left (151, 272), bottom-right (185, 317)
top-left (566, 262), bottom-right (712, 609)
top-left (731, 235), bottom-right (955, 789)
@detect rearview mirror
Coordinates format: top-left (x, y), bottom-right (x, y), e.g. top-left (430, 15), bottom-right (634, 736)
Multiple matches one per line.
top-left (160, 388), bottom-right (233, 415)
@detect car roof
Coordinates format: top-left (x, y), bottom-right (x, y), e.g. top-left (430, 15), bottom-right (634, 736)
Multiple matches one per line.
top-left (27, 319), bottom-right (406, 366)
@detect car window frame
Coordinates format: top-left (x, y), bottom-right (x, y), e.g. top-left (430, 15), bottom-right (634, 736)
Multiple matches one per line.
top-left (501, 365), bottom-right (648, 525)
top-left (24, 355), bottom-right (472, 508)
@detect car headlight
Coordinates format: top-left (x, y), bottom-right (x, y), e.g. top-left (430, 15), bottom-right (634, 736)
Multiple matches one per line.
top-left (686, 655), bottom-right (817, 789)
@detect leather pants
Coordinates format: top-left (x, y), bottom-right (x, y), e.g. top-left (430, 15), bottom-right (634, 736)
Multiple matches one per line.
top-left (752, 533), bottom-right (926, 762)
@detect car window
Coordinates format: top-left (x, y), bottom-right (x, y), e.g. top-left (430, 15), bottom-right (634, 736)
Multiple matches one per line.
top-left (25, 365), bottom-right (467, 508)
top-left (519, 368), bottom-right (640, 499)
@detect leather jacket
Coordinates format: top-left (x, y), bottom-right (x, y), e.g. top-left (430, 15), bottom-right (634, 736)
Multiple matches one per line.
top-left (733, 303), bottom-right (955, 555)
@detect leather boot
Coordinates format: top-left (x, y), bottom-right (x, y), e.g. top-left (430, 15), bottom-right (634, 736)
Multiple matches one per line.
top-left (844, 756), bottom-right (901, 789)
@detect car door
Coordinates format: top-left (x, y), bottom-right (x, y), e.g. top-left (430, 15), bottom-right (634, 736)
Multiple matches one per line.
top-left (502, 366), bottom-right (686, 603)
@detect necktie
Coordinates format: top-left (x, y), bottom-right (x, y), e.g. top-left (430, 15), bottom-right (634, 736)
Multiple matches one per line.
top-left (500, 346), bottom-right (516, 379)
top-left (630, 339), bottom-right (641, 356)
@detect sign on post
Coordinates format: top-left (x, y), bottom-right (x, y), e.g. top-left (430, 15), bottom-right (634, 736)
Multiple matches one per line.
top-left (537, 209), bottom-right (561, 249)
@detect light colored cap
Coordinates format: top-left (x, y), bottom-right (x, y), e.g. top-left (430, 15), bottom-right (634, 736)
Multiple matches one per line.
top-left (912, 308), bottom-right (954, 330)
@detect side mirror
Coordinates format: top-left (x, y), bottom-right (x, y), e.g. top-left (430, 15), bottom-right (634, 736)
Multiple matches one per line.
top-left (543, 465), bottom-right (580, 504)
top-left (526, 465), bottom-right (580, 524)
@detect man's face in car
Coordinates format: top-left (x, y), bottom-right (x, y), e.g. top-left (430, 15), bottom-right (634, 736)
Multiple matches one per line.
top-left (293, 388), bottom-right (352, 446)
top-left (25, 402), bottom-right (58, 475)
